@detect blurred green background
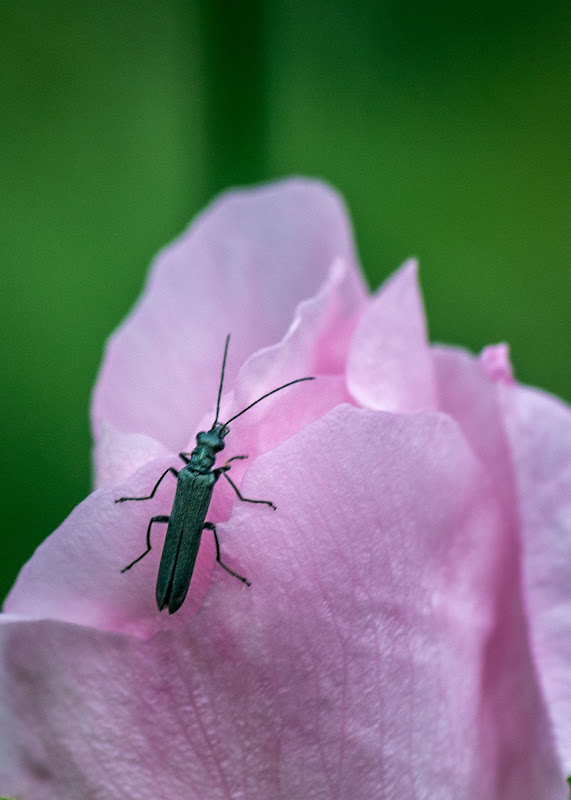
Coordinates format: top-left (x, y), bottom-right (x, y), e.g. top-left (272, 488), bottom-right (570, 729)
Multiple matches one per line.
top-left (1, 0), bottom-right (569, 603)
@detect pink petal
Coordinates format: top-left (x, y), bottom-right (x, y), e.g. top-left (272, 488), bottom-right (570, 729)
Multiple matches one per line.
top-left (208, 374), bottom-right (353, 523)
top-left (347, 259), bottom-right (438, 413)
top-left (433, 346), bottom-right (568, 791)
top-left (215, 256), bottom-right (364, 467)
top-left (432, 345), bottom-right (516, 506)
top-left (480, 343), bottom-right (515, 384)
top-left (94, 424), bottom-right (172, 489)
top-left (232, 257), bottom-right (365, 411)
top-left (1, 406), bottom-right (562, 797)
top-left (504, 386), bottom-right (571, 775)
top-left (91, 178), bottom-right (364, 453)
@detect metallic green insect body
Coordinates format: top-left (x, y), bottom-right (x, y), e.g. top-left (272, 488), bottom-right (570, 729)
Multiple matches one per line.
top-left (116, 335), bottom-right (314, 614)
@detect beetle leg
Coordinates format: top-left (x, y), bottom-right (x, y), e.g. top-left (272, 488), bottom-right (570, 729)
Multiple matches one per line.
top-left (121, 515), bottom-right (169, 573)
top-left (220, 471), bottom-right (276, 510)
top-left (223, 455), bottom-right (248, 466)
top-left (213, 455), bottom-right (248, 478)
top-left (204, 522), bottom-right (251, 586)
top-left (115, 468), bottom-right (179, 503)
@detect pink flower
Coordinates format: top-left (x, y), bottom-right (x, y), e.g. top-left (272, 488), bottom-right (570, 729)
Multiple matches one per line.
top-left (1, 179), bottom-right (569, 798)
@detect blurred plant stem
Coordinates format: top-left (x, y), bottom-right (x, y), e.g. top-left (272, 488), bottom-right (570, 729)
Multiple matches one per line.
top-left (197, 0), bottom-right (268, 199)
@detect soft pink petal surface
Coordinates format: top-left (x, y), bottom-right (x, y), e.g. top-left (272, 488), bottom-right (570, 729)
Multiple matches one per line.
top-left (91, 179), bottom-right (366, 454)
top-left (347, 259), bottom-right (438, 413)
top-left (94, 426), bottom-right (172, 489)
top-left (434, 345), bottom-right (570, 783)
top-left (432, 346), bottom-right (517, 507)
top-left (231, 257), bottom-right (363, 414)
top-left (504, 386), bottom-right (571, 775)
top-left (1, 406), bottom-right (564, 798)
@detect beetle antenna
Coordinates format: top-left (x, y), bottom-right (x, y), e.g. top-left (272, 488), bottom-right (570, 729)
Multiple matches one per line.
top-left (213, 334), bottom-right (231, 427)
top-left (222, 377), bottom-right (315, 428)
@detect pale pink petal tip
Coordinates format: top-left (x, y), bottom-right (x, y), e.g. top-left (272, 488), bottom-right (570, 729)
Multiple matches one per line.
top-left (347, 258), bottom-right (437, 413)
top-left (480, 343), bottom-right (514, 384)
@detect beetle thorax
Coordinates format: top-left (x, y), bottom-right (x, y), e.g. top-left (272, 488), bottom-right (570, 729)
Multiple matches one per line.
top-left (188, 426), bottom-right (227, 473)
